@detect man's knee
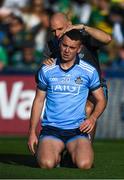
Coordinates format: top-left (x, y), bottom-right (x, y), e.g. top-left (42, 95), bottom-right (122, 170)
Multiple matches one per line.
top-left (76, 159), bottom-right (93, 169)
top-left (37, 158), bottom-right (56, 169)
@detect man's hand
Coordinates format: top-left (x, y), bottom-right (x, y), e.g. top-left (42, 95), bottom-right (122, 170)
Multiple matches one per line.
top-left (64, 24), bottom-right (85, 33)
top-left (43, 58), bottom-right (54, 66)
top-left (79, 117), bottom-right (96, 134)
top-left (28, 132), bottom-right (38, 155)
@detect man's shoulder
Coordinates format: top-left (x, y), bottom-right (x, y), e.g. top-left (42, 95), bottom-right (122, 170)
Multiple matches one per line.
top-left (39, 60), bottom-right (57, 73)
top-left (46, 37), bottom-right (60, 58)
top-left (79, 59), bottom-right (96, 73)
top-left (47, 37), bottom-right (58, 46)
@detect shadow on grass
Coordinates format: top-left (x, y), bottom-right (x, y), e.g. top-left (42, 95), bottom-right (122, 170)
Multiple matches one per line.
top-left (0, 153), bottom-right (76, 168)
top-left (0, 153), bottom-right (38, 168)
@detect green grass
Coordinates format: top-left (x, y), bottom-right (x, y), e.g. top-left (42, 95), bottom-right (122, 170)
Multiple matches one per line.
top-left (0, 137), bottom-right (124, 179)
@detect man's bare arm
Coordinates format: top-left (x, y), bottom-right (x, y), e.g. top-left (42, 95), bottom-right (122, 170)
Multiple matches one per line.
top-left (66, 24), bottom-right (112, 44)
top-left (80, 87), bottom-right (106, 133)
top-left (28, 89), bottom-right (46, 154)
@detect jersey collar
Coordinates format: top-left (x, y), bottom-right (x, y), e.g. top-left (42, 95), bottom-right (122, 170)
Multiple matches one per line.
top-left (56, 55), bottom-right (80, 72)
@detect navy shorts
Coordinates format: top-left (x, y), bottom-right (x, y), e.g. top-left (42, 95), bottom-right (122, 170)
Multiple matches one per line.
top-left (39, 125), bottom-right (89, 144)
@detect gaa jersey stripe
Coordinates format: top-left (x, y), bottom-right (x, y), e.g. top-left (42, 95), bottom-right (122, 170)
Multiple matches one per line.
top-left (43, 65), bottom-right (56, 73)
top-left (79, 64), bottom-right (94, 73)
top-left (80, 61), bottom-right (95, 72)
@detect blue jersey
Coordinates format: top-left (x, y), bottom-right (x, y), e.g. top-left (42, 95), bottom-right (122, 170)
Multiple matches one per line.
top-left (36, 56), bottom-right (100, 129)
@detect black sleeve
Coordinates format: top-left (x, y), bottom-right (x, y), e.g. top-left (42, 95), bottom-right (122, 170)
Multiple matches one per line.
top-left (42, 43), bottom-right (52, 61)
top-left (35, 67), bottom-right (47, 91)
top-left (80, 29), bottom-right (104, 50)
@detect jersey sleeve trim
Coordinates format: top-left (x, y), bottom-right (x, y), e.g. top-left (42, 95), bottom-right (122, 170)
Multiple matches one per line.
top-left (37, 84), bottom-right (47, 91)
top-left (90, 84), bottom-right (101, 91)
top-left (35, 66), bottom-right (48, 91)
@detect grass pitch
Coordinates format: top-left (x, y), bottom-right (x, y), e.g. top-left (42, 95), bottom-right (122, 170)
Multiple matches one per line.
top-left (0, 137), bottom-right (124, 179)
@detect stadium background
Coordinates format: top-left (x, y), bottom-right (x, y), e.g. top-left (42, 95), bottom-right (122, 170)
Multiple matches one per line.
top-left (0, 0), bottom-right (124, 179)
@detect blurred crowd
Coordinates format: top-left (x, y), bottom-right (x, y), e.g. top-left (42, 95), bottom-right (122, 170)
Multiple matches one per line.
top-left (0, 0), bottom-right (124, 72)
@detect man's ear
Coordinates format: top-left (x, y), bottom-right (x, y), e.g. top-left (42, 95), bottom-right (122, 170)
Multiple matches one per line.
top-left (77, 44), bottom-right (83, 53)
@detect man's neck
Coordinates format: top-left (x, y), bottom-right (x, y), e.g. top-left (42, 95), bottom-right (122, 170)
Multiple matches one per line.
top-left (60, 59), bottom-right (75, 70)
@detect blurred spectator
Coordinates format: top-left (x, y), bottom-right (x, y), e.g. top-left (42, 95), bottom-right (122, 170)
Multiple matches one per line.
top-left (109, 3), bottom-right (124, 45)
top-left (21, 0), bottom-right (46, 29)
top-left (0, 0), bottom-right (124, 71)
top-left (22, 41), bottom-right (41, 70)
top-left (12, 40), bottom-right (40, 70)
top-left (111, 44), bottom-right (124, 69)
top-left (0, 45), bottom-right (8, 71)
top-left (51, 0), bottom-right (79, 23)
top-left (1, 15), bottom-right (27, 65)
top-left (20, 0), bottom-right (53, 57)
top-left (0, 5), bottom-right (14, 33)
top-left (0, 12), bottom-right (11, 44)
top-left (88, 0), bottom-right (112, 34)
top-left (2, 0), bottom-right (29, 9)
top-left (58, 0), bottom-right (77, 23)
top-left (33, 9), bottom-right (54, 54)
top-left (1, 15), bottom-right (38, 66)
top-left (98, 48), bottom-right (110, 68)
top-left (0, 11), bottom-right (14, 31)
top-left (0, 0), bottom-right (29, 17)
top-left (72, 0), bottom-right (92, 24)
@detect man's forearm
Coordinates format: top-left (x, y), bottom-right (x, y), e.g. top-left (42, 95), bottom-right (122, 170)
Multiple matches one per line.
top-left (29, 98), bottom-right (44, 134)
top-left (84, 25), bottom-right (112, 44)
top-left (72, 24), bottom-right (112, 44)
top-left (89, 98), bottom-right (106, 122)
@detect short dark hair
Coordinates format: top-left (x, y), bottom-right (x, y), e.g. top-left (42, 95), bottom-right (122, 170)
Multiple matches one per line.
top-left (12, 15), bottom-right (24, 25)
top-left (62, 29), bottom-right (82, 42)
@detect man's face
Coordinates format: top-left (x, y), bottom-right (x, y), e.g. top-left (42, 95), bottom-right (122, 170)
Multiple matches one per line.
top-left (50, 18), bottom-right (69, 39)
top-left (60, 35), bottom-right (81, 62)
top-left (9, 19), bottom-right (23, 34)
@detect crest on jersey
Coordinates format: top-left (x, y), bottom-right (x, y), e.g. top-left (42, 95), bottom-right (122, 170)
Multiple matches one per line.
top-left (75, 77), bottom-right (83, 84)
